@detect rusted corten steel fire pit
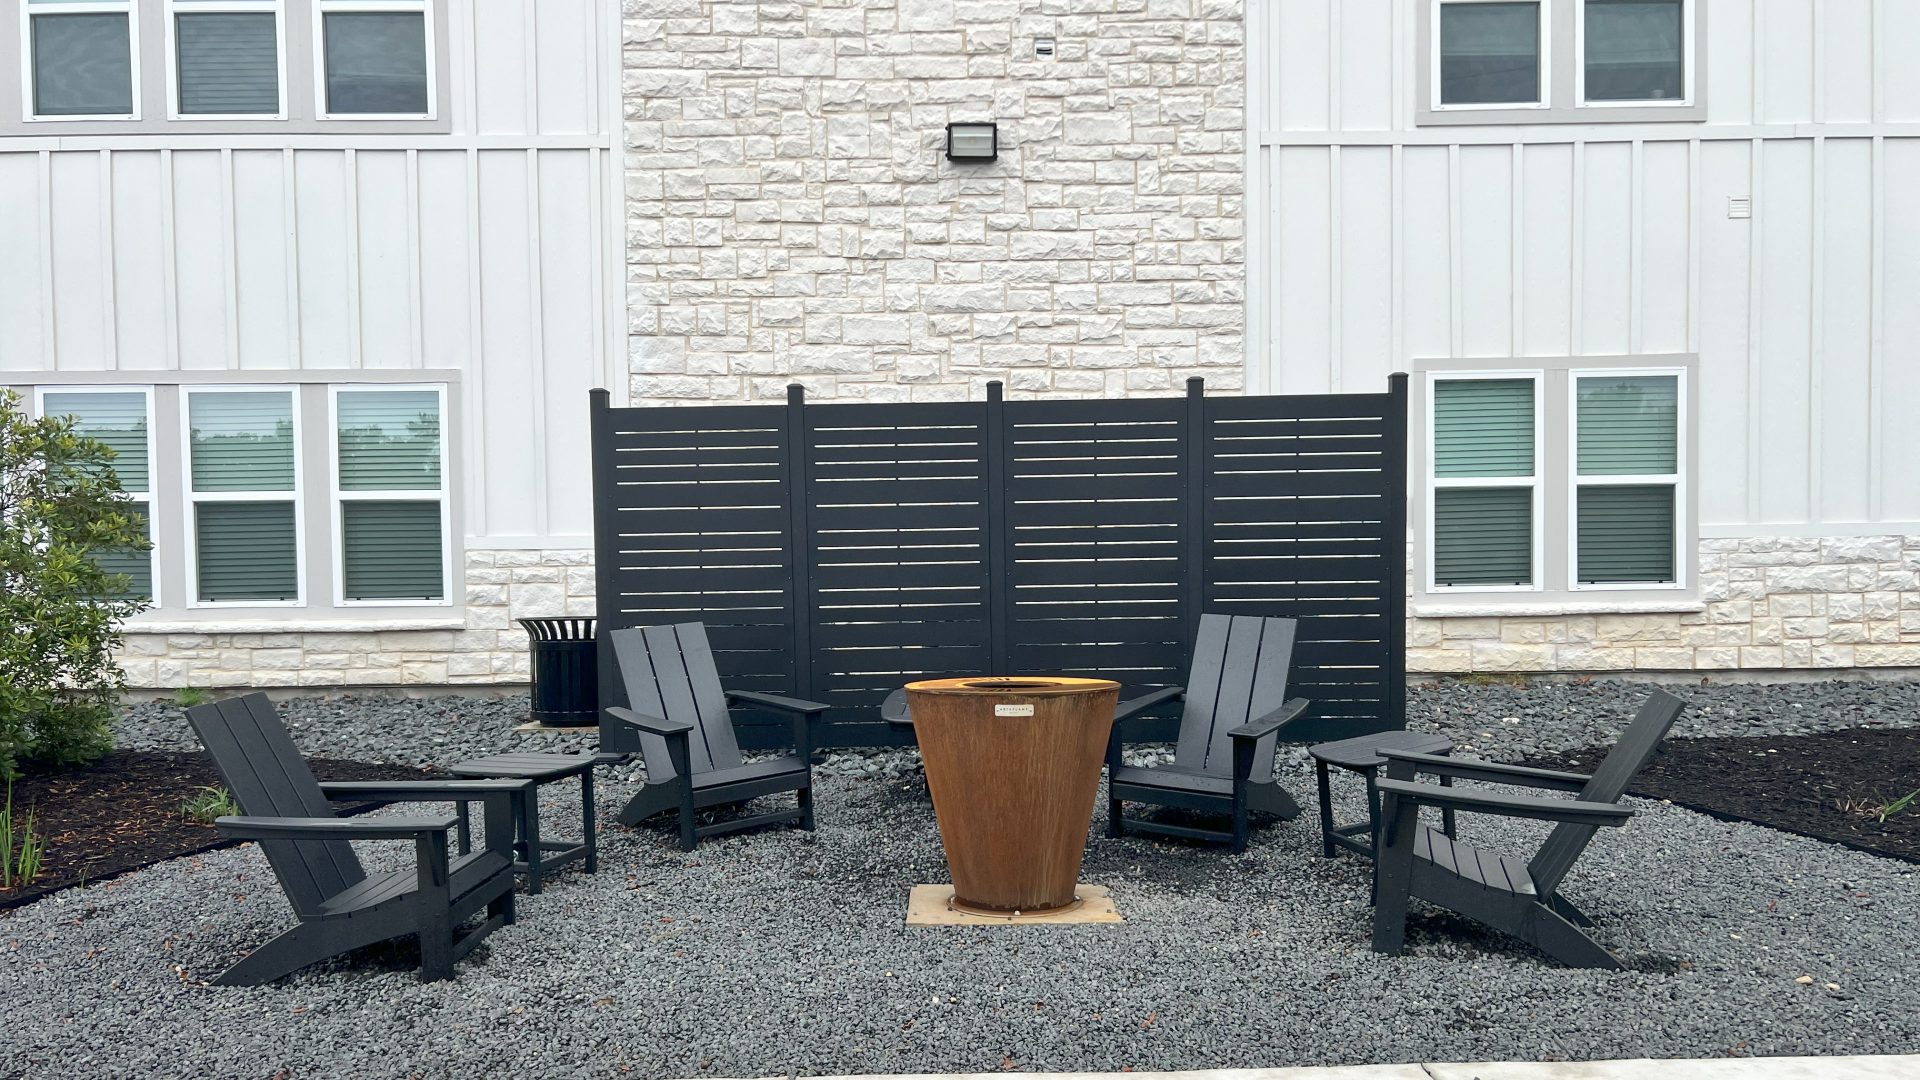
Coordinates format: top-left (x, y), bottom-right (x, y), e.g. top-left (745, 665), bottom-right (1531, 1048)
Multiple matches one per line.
top-left (904, 676), bottom-right (1121, 916)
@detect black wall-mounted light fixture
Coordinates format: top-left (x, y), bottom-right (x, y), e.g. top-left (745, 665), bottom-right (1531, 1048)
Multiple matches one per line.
top-left (945, 122), bottom-right (998, 162)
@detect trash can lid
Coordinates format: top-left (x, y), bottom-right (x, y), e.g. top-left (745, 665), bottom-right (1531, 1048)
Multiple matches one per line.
top-left (905, 676), bottom-right (1120, 696)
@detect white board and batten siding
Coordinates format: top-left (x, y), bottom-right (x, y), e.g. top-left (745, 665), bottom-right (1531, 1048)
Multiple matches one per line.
top-left (1247, 0), bottom-right (1920, 536)
top-left (0, 0), bottom-right (621, 550)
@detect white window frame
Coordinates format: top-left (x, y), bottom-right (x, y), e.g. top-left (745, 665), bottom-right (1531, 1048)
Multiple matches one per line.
top-left (162, 0), bottom-right (289, 121)
top-left (1429, 0), bottom-right (1552, 113)
top-left (181, 384), bottom-right (306, 609)
top-left (19, 0), bottom-right (141, 122)
top-left (33, 384), bottom-right (159, 604)
top-left (1566, 366), bottom-right (1688, 593)
top-left (327, 383), bottom-right (452, 608)
top-left (1574, 0), bottom-right (1695, 110)
top-left (1425, 370), bottom-right (1546, 594)
top-left (313, 0), bottom-right (436, 121)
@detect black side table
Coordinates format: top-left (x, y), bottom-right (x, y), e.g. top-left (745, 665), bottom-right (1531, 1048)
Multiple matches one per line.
top-left (448, 752), bottom-right (622, 894)
top-left (1308, 731), bottom-right (1457, 864)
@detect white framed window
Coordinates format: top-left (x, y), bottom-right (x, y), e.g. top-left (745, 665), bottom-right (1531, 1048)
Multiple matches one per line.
top-left (314, 0), bottom-right (434, 120)
top-left (1576, 0), bottom-right (1692, 108)
top-left (35, 385), bottom-right (157, 602)
top-left (182, 386), bottom-right (304, 608)
top-left (1568, 369), bottom-right (1685, 590)
top-left (328, 385), bottom-right (450, 606)
top-left (1426, 372), bottom-right (1545, 592)
top-left (20, 0), bottom-right (140, 121)
top-left (1431, 0), bottom-right (1549, 111)
top-left (164, 0), bottom-right (286, 119)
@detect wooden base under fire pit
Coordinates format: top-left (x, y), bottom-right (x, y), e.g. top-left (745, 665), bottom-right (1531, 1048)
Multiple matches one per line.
top-left (903, 884), bottom-right (1122, 926)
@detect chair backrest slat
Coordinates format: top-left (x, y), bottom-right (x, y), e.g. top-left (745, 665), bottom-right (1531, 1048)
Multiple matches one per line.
top-left (1177, 614), bottom-right (1300, 777)
top-left (187, 694), bottom-right (364, 918)
top-left (1527, 689), bottom-right (1685, 896)
top-left (610, 623), bottom-right (742, 782)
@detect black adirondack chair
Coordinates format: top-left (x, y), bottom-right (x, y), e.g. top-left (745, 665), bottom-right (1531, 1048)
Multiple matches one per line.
top-left (1105, 614), bottom-right (1312, 853)
top-left (605, 623), bottom-right (831, 850)
top-left (1370, 689), bottom-right (1686, 969)
top-left (186, 693), bottom-right (531, 985)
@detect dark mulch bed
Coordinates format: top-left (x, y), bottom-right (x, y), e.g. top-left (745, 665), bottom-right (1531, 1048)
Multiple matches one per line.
top-left (1, 750), bottom-right (436, 911)
top-left (1526, 727), bottom-right (1920, 864)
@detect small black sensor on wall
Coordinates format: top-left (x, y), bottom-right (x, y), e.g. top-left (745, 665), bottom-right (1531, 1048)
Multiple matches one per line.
top-left (946, 122), bottom-right (998, 162)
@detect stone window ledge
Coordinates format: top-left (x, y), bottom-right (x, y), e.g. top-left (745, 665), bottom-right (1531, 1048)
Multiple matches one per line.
top-left (1411, 601), bottom-right (1707, 619)
top-left (126, 619), bottom-right (469, 634)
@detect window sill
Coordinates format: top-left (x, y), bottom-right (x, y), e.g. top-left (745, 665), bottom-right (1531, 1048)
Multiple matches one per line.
top-left (126, 617), bottom-right (467, 634)
top-left (1411, 600), bottom-right (1705, 619)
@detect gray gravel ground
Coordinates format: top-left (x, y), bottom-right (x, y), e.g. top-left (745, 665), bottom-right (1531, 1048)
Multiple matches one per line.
top-left (4, 680), bottom-right (1914, 1078)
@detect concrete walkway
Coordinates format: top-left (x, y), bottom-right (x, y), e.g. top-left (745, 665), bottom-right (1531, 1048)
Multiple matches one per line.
top-left (702, 1057), bottom-right (1918, 1080)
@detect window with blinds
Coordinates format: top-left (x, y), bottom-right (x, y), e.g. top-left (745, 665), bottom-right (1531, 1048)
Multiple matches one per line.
top-left (1574, 373), bottom-right (1680, 585)
top-left (40, 389), bottom-right (154, 602)
top-left (333, 387), bottom-right (445, 603)
top-left (187, 388), bottom-right (300, 604)
top-left (172, 2), bottom-right (282, 116)
top-left (319, 1), bottom-right (431, 117)
top-left (1430, 377), bottom-right (1539, 589)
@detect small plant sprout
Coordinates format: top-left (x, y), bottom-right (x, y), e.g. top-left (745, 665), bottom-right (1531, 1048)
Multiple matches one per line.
top-left (2, 781), bottom-right (46, 889)
top-left (183, 786), bottom-right (239, 825)
top-left (171, 687), bottom-right (210, 708)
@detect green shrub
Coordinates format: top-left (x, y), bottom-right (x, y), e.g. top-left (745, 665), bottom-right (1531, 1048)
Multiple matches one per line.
top-left (0, 389), bottom-right (151, 779)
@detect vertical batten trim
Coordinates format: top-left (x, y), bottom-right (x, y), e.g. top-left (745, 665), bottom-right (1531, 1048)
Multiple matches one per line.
top-left (1686, 138), bottom-right (1702, 354)
top-left (406, 148), bottom-right (424, 368)
top-left (1628, 139), bottom-right (1644, 355)
top-left (463, 147), bottom-right (487, 531)
top-left (1242, 0), bottom-right (1267, 394)
top-left (220, 148), bottom-right (240, 369)
top-left (98, 150), bottom-right (119, 371)
top-left (1869, 0), bottom-right (1885, 125)
top-left (1810, 0), bottom-right (1825, 126)
top-left (1750, 0), bottom-right (1766, 124)
top-left (525, 147), bottom-right (549, 537)
top-left (1326, 0), bottom-right (1340, 133)
top-left (523, 0), bottom-right (541, 135)
top-left (1328, 144), bottom-right (1342, 390)
top-left (1390, 143), bottom-right (1404, 369)
top-left (1570, 141), bottom-right (1585, 356)
top-left (1867, 135), bottom-right (1885, 521)
top-left (159, 150), bottom-right (181, 370)
top-left (1744, 138), bottom-right (1765, 523)
top-left (281, 147), bottom-right (302, 369)
top-left (461, 0), bottom-right (480, 139)
top-left (342, 148), bottom-right (363, 369)
top-left (36, 152), bottom-right (55, 366)
top-left (1509, 143), bottom-right (1524, 356)
top-left (588, 145), bottom-right (611, 406)
top-left (1806, 136), bottom-right (1825, 523)
top-left (1446, 143), bottom-right (1461, 358)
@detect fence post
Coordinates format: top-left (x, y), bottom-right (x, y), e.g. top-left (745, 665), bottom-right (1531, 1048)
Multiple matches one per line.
top-left (785, 383), bottom-right (815, 699)
top-left (1385, 372), bottom-right (1411, 728)
top-left (985, 381), bottom-right (1010, 673)
top-left (1183, 377), bottom-right (1206, 668)
top-left (588, 388), bottom-right (631, 753)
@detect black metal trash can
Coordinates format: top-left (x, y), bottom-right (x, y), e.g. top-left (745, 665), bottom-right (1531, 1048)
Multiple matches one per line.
top-left (519, 617), bottom-right (598, 727)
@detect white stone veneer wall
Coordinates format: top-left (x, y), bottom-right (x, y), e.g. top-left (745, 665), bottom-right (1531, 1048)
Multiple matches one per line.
top-left (622, 0), bottom-right (1249, 401)
top-left (116, 549), bottom-right (595, 689)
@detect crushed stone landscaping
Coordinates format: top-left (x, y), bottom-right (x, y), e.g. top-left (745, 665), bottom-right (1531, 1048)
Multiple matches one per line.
top-left (2, 679), bottom-right (1915, 1077)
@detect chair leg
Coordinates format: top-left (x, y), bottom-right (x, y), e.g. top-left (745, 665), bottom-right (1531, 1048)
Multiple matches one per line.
top-left (1230, 783), bottom-right (1250, 854)
top-left (1370, 798), bottom-right (1420, 955)
top-left (1315, 761), bottom-right (1336, 858)
top-left (676, 778), bottom-right (698, 852)
top-left (580, 769), bottom-right (598, 875)
top-left (518, 787), bottom-right (544, 895)
top-left (1522, 904), bottom-right (1622, 970)
top-left (1106, 797), bottom-right (1125, 838)
top-left (1547, 892), bottom-right (1596, 928)
top-left (415, 832), bottom-right (455, 982)
top-left (798, 781), bottom-right (815, 831)
top-left (212, 921), bottom-right (337, 987)
top-left (493, 882), bottom-right (516, 926)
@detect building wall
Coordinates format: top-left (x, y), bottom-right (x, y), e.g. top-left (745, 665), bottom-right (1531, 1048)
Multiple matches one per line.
top-left (620, 0), bottom-right (1920, 676)
top-left (1, 0), bottom-right (620, 687)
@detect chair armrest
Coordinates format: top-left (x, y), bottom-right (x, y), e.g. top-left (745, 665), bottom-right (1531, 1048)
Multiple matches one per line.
top-left (1114, 686), bottom-right (1184, 724)
top-left (1375, 779), bottom-right (1633, 827)
top-left (318, 779), bottom-right (534, 803)
top-left (605, 706), bottom-right (694, 737)
top-left (1378, 749), bottom-right (1591, 793)
top-left (1228, 698), bottom-right (1311, 741)
top-left (216, 814), bottom-right (458, 841)
top-left (728, 690), bottom-right (831, 716)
